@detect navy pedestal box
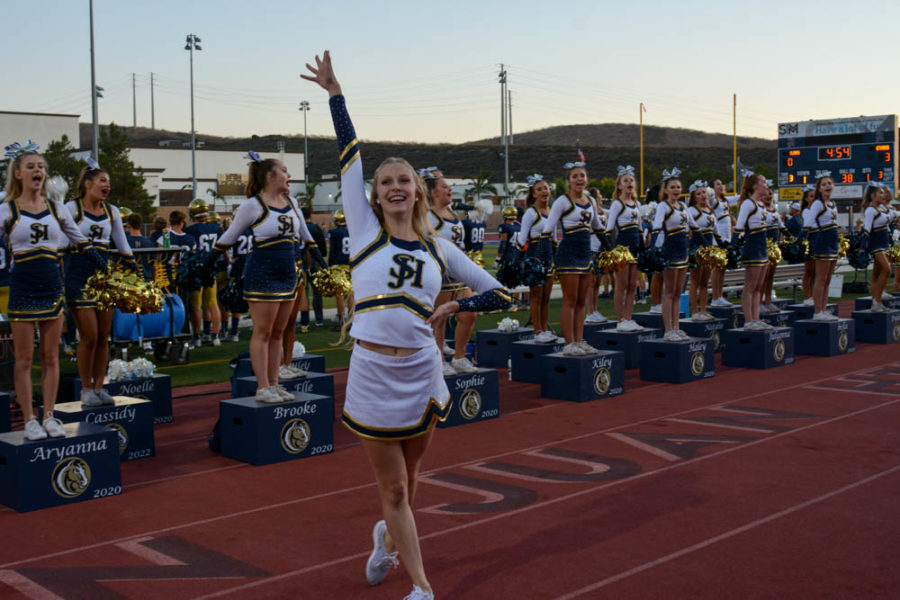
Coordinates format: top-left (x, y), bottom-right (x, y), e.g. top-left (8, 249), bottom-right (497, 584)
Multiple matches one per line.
top-left (591, 329), bottom-right (661, 369)
top-left (510, 339), bottom-right (565, 383)
top-left (679, 319), bottom-right (726, 352)
top-left (786, 303), bottom-right (838, 321)
top-left (722, 328), bottom-right (794, 369)
top-left (770, 298), bottom-right (791, 310)
top-left (0, 391), bottom-right (10, 433)
top-left (633, 312), bottom-right (683, 331)
top-left (852, 309), bottom-right (900, 344)
top-left (54, 397), bottom-right (155, 461)
top-left (583, 321), bottom-right (617, 339)
top-left (736, 310), bottom-right (792, 329)
top-left (540, 351), bottom-right (625, 402)
top-left (793, 319), bottom-right (855, 356)
top-left (639, 338), bottom-right (715, 383)
top-left (219, 392), bottom-right (333, 465)
top-left (74, 375), bottom-right (173, 425)
top-left (438, 368), bottom-right (500, 428)
top-left (234, 372), bottom-right (335, 403)
top-left (854, 296), bottom-right (900, 311)
top-left (231, 354), bottom-right (326, 397)
top-left (0, 423), bottom-right (121, 512)
top-left (707, 305), bottom-right (740, 328)
top-left (475, 328), bottom-right (534, 368)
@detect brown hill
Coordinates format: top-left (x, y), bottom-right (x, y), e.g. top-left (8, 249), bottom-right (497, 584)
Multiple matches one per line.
top-left (80, 122), bottom-right (775, 184)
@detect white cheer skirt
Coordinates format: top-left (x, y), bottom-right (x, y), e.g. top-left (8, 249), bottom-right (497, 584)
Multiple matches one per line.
top-left (342, 342), bottom-right (451, 440)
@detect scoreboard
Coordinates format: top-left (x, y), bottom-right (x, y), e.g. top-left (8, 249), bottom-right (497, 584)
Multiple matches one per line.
top-left (777, 115), bottom-right (897, 201)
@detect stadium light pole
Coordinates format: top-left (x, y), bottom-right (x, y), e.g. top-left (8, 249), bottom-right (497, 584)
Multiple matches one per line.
top-left (299, 100), bottom-right (310, 181)
top-left (185, 34), bottom-right (202, 194)
top-left (89, 0), bottom-right (100, 160)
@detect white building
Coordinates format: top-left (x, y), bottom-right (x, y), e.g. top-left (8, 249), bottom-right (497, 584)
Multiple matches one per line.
top-left (0, 110), bottom-right (80, 150)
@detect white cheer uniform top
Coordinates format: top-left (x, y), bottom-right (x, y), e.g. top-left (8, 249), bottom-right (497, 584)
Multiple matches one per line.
top-left (734, 198), bottom-right (767, 235)
top-left (0, 197), bottom-right (91, 260)
top-left (62, 199), bottom-right (132, 257)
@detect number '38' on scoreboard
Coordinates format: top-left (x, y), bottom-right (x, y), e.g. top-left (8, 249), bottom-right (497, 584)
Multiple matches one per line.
top-left (777, 114), bottom-right (898, 201)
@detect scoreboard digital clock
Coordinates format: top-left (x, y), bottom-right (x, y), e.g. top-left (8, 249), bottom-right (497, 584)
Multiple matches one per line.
top-left (777, 115), bottom-right (897, 201)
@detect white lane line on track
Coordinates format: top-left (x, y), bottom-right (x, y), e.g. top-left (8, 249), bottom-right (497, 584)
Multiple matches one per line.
top-left (551, 463), bottom-right (900, 600)
top-left (0, 361), bottom-right (892, 572)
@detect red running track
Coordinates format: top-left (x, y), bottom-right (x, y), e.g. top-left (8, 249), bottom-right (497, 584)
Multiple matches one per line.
top-left (0, 326), bottom-right (898, 599)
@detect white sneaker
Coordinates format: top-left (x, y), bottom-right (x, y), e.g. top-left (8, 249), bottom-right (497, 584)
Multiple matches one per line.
top-left (616, 320), bottom-right (631, 332)
top-left (442, 362), bottom-right (457, 377)
top-left (228, 334), bottom-right (240, 343)
top-left (757, 320), bottom-right (774, 330)
top-left (403, 585), bottom-right (434, 600)
top-left (802, 298), bottom-right (815, 306)
top-left (450, 357), bottom-right (478, 373)
top-left (663, 330), bottom-right (681, 341)
top-left (871, 301), bottom-right (887, 313)
top-left (275, 385), bottom-right (295, 401)
top-left (577, 340), bottom-right (599, 354)
top-left (585, 312), bottom-right (608, 323)
top-left (628, 320), bottom-right (646, 331)
top-left (812, 311), bottom-right (831, 321)
top-left (758, 304), bottom-right (771, 315)
top-left (365, 520), bottom-right (399, 586)
top-left (211, 336), bottom-right (222, 347)
top-left (882, 292), bottom-right (894, 300)
top-left (535, 331), bottom-right (556, 343)
top-left (764, 304), bottom-right (778, 315)
top-left (193, 337), bottom-right (203, 348)
top-left (96, 388), bottom-right (116, 405)
top-left (442, 342), bottom-right (454, 356)
top-left (743, 320), bottom-right (763, 331)
top-left (81, 389), bottom-right (102, 407)
top-left (279, 364), bottom-right (308, 379)
top-left (691, 313), bottom-right (706, 322)
top-left (42, 416), bottom-right (66, 438)
top-left (255, 386), bottom-right (284, 403)
top-left (24, 418), bottom-right (47, 441)
top-left (562, 342), bottom-right (585, 356)
top-left (712, 297), bottom-right (731, 307)
top-left (650, 304), bottom-right (662, 314)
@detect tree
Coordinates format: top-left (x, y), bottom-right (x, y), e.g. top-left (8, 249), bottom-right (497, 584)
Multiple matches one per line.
top-left (42, 135), bottom-right (84, 196)
top-left (464, 171), bottom-right (497, 202)
top-left (99, 123), bottom-right (154, 221)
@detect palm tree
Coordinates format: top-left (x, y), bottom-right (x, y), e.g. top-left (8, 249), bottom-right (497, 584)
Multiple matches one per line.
top-left (464, 171), bottom-right (498, 202)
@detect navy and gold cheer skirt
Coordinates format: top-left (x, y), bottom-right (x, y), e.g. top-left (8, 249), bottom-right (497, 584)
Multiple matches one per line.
top-left (64, 249), bottom-right (108, 309)
top-left (525, 235), bottom-right (554, 273)
top-left (869, 228), bottom-right (890, 254)
top-left (243, 240), bottom-right (298, 302)
top-left (10, 256), bottom-right (65, 321)
top-left (811, 226), bottom-right (839, 261)
top-left (741, 230), bottom-right (768, 267)
top-left (555, 230), bottom-right (592, 274)
top-left (616, 227), bottom-right (642, 255)
top-left (663, 230), bottom-right (689, 269)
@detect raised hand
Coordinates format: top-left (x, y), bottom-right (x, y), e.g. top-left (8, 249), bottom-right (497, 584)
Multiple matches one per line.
top-left (300, 50), bottom-right (342, 96)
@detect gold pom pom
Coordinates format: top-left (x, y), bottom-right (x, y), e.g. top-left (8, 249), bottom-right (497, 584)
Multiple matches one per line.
top-left (695, 246), bottom-right (728, 269)
top-left (838, 234), bottom-right (850, 258)
top-left (466, 250), bottom-right (485, 268)
top-left (595, 245), bottom-right (636, 273)
top-left (83, 267), bottom-right (164, 314)
top-left (766, 239), bottom-right (782, 265)
top-left (888, 243), bottom-right (900, 265)
top-left (312, 265), bottom-right (353, 297)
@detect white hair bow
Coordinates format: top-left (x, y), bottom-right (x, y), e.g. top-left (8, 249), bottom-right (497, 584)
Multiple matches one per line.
top-left (416, 166), bottom-right (440, 179)
top-left (815, 170), bottom-right (832, 180)
top-left (616, 165), bottom-right (635, 177)
top-left (4, 140), bottom-right (40, 160)
top-left (661, 167), bottom-right (681, 182)
top-left (688, 180), bottom-right (707, 192)
top-left (526, 174), bottom-right (544, 187)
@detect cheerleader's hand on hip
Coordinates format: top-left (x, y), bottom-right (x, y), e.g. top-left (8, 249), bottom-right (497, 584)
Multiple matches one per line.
top-left (301, 50), bottom-right (342, 97)
top-left (426, 301), bottom-right (459, 329)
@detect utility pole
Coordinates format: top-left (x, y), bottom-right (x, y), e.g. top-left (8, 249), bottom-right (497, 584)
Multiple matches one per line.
top-left (150, 72), bottom-right (156, 129)
top-left (299, 100), bottom-right (310, 181)
top-left (499, 65), bottom-right (509, 202)
top-left (185, 34), bottom-right (202, 194)
top-left (132, 73), bottom-right (137, 129)
top-left (89, 0), bottom-right (99, 160)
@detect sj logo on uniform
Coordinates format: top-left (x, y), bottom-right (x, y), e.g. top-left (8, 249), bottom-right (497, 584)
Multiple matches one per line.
top-left (388, 254), bottom-right (425, 289)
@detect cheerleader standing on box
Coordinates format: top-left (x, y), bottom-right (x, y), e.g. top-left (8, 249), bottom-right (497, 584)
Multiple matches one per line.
top-left (734, 173), bottom-right (772, 330)
top-left (303, 51), bottom-right (510, 600)
top-left (585, 187), bottom-right (609, 324)
top-left (759, 182), bottom-right (784, 315)
top-left (424, 167), bottom-right (478, 376)
top-left (542, 160), bottom-right (605, 355)
top-left (686, 180), bottom-right (717, 321)
top-left (1, 142), bottom-right (103, 440)
top-left (64, 159), bottom-right (138, 407)
top-left (803, 171), bottom-right (840, 321)
top-left (651, 168), bottom-right (698, 340)
top-left (798, 185), bottom-right (817, 305)
top-left (860, 182), bottom-right (894, 312)
top-left (604, 165), bottom-right (644, 331)
top-left (207, 155), bottom-right (318, 403)
top-left (515, 174), bottom-right (557, 342)
top-left (709, 179), bottom-right (733, 307)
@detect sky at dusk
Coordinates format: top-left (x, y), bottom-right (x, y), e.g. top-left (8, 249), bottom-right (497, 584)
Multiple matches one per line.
top-left (4, 0), bottom-right (898, 144)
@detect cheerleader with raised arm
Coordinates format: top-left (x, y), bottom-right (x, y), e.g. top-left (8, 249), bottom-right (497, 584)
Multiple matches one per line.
top-left (798, 185), bottom-right (817, 305)
top-left (424, 167), bottom-right (478, 376)
top-left (303, 51), bottom-right (510, 600)
top-left (542, 161), bottom-right (605, 355)
top-left (1, 142), bottom-right (103, 439)
top-left (64, 159), bottom-right (138, 407)
top-left (759, 182), bottom-right (784, 315)
top-left (686, 180), bottom-right (717, 321)
top-left (605, 165), bottom-right (644, 330)
top-left (734, 173), bottom-right (772, 329)
top-left (709, 179), bottom-right (733, 307)
top-left (207, 155), bottom-right (322, 403)
top-left (651, 168), bottom-right (699, 340)
top-left (803, 171), bottom-right (840, 321)
top-left (860, 182), bottom-right (894, 312)
top-left (515, 174), bottom-right (557, 342)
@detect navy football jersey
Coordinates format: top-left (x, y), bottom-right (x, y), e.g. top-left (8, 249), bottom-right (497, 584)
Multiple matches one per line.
top-left (328, 226), bottom-right (350, 266)
top-left (462, 218), bottom-right (486, 252)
